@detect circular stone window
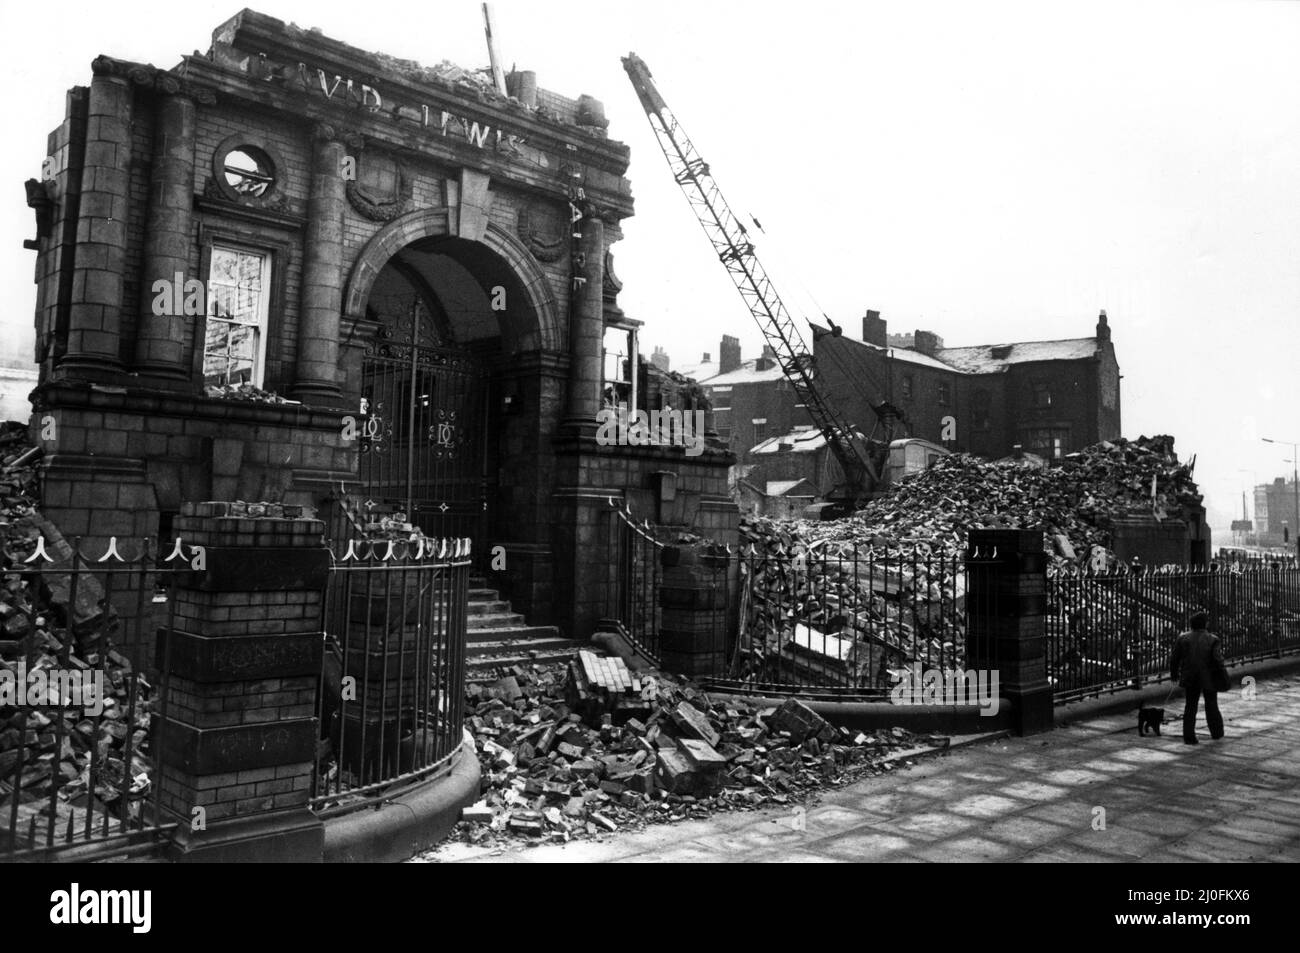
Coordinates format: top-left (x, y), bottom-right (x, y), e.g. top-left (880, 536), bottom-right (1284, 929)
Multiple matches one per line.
top-left (210, 135), bottom-right (287, 208)
top-left (223, 148), bottom-right (274, 197)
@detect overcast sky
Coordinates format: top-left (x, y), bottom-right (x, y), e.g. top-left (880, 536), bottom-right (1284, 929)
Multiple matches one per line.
top-left (1, 0), bottom-right (1297, 536)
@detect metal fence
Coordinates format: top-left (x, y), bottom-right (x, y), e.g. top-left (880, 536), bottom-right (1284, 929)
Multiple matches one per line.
top-left (312, 537), bottom-right (470, 817)
top-left (604, 500), bottom-right (666, 663)
top-left (1046, 561), bottom-right (1300, 703)
top-left (710, 540), bottom-right (966, 698)
top-left (2, 536), bottom-right (183, 862)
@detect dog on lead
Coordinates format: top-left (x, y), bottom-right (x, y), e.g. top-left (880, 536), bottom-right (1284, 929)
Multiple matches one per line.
top-left (1138, 685), bottom-right (1178, 736)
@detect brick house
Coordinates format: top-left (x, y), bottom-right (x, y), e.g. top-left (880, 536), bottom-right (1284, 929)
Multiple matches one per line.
top-left (677, 310), bottom-right (1121, 498)
top-left (23, 9), bottom-right (738, 644)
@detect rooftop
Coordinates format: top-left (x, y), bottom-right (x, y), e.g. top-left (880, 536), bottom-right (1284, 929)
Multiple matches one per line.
top-left (937, 337), bottom-right (1101, 373)
top-left (698, 358), bottom-right (784, 386)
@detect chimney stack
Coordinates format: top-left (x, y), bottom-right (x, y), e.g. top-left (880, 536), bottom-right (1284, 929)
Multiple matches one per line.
top-left (1096, 309), bottom-right (1111, 343)
top-left (913, 330), bottom-right (940, 357)
top-left (862, 310), bottom-right (887, 347)
top-left (719, 335), bottom-right (742, 374)
top-left (650, 346), bottom-right (670, 372)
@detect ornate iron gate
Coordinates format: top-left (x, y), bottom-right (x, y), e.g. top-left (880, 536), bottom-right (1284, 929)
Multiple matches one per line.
top-left (358, 303), bottom-right (490, 553)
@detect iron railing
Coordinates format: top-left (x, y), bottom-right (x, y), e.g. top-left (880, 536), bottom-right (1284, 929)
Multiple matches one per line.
top-left (2, 536), bottom-right (183, 862)
top-left (1046, 561), bottom-right (1300, 703)
top-left (603, 499), bottom-right (667, 663)
top-left (312, 537), bottom-right (470, 816)
top-left (711, 539), bottom-right (966, 698)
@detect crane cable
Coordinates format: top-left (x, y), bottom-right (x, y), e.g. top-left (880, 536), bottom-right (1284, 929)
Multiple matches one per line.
top-left (745, 212), bottom-right (897, 429)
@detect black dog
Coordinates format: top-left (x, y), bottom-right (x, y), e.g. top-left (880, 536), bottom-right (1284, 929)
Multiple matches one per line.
top-left (1137, 706), bottom-right (1165, 736)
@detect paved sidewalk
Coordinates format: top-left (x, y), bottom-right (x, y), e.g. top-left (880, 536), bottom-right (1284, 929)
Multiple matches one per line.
top-left (428, 672), bottom-right (1300, 863)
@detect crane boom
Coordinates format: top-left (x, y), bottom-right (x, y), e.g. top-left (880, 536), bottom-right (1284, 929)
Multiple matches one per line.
top-left (621, 53), bottom-right (880, 496)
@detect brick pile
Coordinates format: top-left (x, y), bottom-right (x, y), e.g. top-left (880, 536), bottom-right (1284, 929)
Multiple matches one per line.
top-left (0, 422), bottom-right (152, 834)
top-left (453, 653), bottom-right (927, 846)
top-left (734, 435), bottom-right (1203, 681)
top-left (771, 434), bottom-right (1202, 564)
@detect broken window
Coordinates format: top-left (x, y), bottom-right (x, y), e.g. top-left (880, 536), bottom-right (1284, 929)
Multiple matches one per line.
top-left (900, 374), bottom-right (913, 399)
top-left (937, 381), bottom-right (951, 406)
top-left (222, 147), bottom-right (276, 198)
top-left (1024, 427), bottom-right (1068, 460)
top-left (1033, 381), bottom-right (1052, 408)
top-left (203, 244), bottom-right (270, 388)
top-left (602, 323), bottom-right (638, 413)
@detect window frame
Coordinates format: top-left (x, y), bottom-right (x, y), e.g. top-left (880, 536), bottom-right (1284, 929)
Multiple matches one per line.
top-left (194, 222), bottom-right (293, 391)
top-left (203, 242), bottom-right (272, 389)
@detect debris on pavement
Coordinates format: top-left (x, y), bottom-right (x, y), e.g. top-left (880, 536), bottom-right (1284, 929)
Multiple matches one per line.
top-left (452, 653), bottom-right (929, 848)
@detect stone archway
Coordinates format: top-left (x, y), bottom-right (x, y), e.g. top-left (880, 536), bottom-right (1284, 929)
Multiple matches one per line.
top-left (343, 207), bottom-right (564, 355)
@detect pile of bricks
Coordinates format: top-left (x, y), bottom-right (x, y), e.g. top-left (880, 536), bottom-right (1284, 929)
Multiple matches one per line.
top-left (0, 422), bottom-right (151, 833)
top-left (455, 654), bottom-right (923, 846)
top-left (757, 434), bottom-right (1203, 567)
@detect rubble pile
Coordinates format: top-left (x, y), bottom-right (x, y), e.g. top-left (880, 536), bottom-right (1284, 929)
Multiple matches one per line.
top-left (203, 381), bottom-right (297, 404)
top-left (0, 422), bottom-right (151, 843)
top-left (452, 652), bottom-right (928, 848)
top-left (734, 436), bottom-right (1203, 683)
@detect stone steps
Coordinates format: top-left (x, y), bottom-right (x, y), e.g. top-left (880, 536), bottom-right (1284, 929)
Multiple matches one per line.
top-left (462, 582), bottom-right (580, 672)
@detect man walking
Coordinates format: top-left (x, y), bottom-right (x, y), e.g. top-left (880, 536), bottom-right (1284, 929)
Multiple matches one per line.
top-left (1169, 610), bottom-right (1228, 744)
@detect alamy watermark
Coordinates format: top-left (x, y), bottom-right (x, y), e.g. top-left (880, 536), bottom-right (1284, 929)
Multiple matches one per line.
top-left (0, 662), bottom-right (105, 716)
top-left (595, 405), bottom-right (706, 457)
top-left (889, 663), bottom-right (1000, 716)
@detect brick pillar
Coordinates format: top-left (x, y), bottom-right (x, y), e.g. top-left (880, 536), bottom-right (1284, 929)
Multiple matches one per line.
top-left (133, 87), bottom-right (196, 385)
top-left (292, 126), bottom-right (345, 404)
top-left (966, 528), bottom-right (1053, 735)
top-left (658, 545), bottom-right (733, 678)
top-left (156, 503), bottom-right (329, 862)
top-left (563, 216), bottom-right (605, 428)
top-left (58, 63), bottom-right (131, 381)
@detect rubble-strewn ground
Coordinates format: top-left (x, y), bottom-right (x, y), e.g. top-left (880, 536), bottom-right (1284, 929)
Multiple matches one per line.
top-left (0, 423), bottom-right (154, 845)
top-left (443, 655), bottom-right (939, 850)
top-left (423, 673), bottom-right (1300, 863)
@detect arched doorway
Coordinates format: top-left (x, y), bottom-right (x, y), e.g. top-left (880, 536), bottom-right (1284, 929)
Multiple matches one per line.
top-left (357, 246), bottom-right (492, 547)
top-left (341, 209), bottom-right (564, 578)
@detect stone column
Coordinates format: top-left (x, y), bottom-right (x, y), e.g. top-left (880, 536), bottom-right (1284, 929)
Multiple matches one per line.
top-left (563, 216), bottom-right (605, 428)
top-left (59, 62), bottom-right (132, 380)
top-left (292, 126), bottom-right (345, 404)
top-left (133, 84), bottom-right (196, 384)
top-left (965, 528), bottom-right (1054, 735)
top-left (155, 503), bottom-right (329, 862)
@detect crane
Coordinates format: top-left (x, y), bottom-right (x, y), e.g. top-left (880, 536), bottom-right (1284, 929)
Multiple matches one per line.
top-left (622, 53), bottom-right (894, 506)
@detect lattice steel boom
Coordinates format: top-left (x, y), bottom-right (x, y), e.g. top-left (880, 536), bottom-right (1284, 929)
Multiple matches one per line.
top-left (622, 53), bottom-right (880, 495)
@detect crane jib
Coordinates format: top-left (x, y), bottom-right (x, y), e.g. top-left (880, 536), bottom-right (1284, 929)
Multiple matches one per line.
top-left (623, 53), bottom-right (883, 497)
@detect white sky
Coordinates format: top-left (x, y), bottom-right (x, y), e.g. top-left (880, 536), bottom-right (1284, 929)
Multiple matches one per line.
top-left (1, 0), bottom-right (1297, 537)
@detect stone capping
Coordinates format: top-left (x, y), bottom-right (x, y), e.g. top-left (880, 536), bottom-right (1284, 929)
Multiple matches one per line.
top-left (32, 380), bottom-right (346, 429)
top-left (216, 10), bottom-right (631, 164)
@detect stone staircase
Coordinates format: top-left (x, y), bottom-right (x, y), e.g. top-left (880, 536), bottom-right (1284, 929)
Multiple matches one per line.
top-left (465, 576), bottom-right (584, 673)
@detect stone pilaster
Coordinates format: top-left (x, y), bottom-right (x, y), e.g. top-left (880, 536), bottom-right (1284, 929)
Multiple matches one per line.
top-left (134, 85), bottom-right (197, 385)
top-left (292, 126), bottom-right (345, 404)
top-left (58, 64), bottom-right (132, 380)
top-left (563, 216), bottom-right (605, 429)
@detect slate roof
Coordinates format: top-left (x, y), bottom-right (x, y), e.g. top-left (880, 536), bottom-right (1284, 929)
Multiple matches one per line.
top-left (698, 359), bottom-right (785, 386)
top-left (937, 338), bottom-right (1101, 373)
